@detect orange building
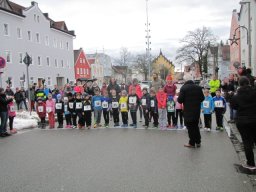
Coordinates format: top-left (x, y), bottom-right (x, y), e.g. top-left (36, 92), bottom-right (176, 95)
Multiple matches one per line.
top-left (74, 48), bottom-right (91, 80)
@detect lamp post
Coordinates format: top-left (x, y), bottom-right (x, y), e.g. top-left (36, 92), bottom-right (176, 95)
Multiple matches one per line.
top-left (23, 53), bottom-right (32, 114)
top-left (239, 1), bottom-right (252, 68)
top-left (145, 0), bottom-right (151, 80)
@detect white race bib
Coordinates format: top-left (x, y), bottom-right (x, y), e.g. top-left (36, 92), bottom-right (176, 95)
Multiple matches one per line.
top-left (102, 101), bottom-right (109, 109)
top-left (69, 103), bottom-right (74, 109)
top-left (142, 99), bottom-right (146, 106)
top-left (150, 100), bottom-right (155, 107)
top-left (38, 106), bottom-right (44, 113)
top-left (215, 101), bottom-right (224, 108)
top-left (84, 105), bottom-right (91, 111)
top-left (95, 101), bottom-right (101, 107)
top-left (64, 105), bottom-right (68, 112)
top-left (56, 103), bottom-right (62, 110)
top-left (76, 102), bottom-right (82, 109)
top-left (121, 103), bottom-right (127, 109)
top-left (168, 105), bottom-right (175, 111)
top-left (129, 97), bottom-right (137, 104)
top-left (112, 102), bottom-right (119, 108)
top-left (10, 106), bottom-right (15, 112)
top-left (203, 101), bottom-right (210, 108)
top-left (46, 107), bottom-right (52, 113)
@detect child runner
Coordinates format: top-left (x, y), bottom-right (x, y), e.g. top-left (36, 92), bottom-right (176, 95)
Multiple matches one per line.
top-left (92, 89), bottom-right (103, 128)
top-left (167, 95), bottom-right (176, 128)
top-left (174, 91), bottom-right (184, 129)
top-left (63, 97), bottom-right (72, 128)
top-left (74, 93), bottom-right (84, 129)
top-left (55, 94), bottom-right (64, 128)
top-left (128, 87), bottom-right (140, 128)
top-left (102, 90), bottom-right (111, 128)
top-left (83, 93), bottom-right (92, 129)
top-left (213, 89), bottom-right (227, 131)
top-left (67, 92), bottom-right (77, 128)
top-left (119, 90), bottom-right (129, 127)
top-left (36, 97), bottom-right (46, 129)
top-left (46, 93), bottom-right (55, 129)
top-left (150, 89), bottom-right (158, 128)
top-left (201, 89), bottom-right (214, 131)
top-left (111, 89), bottom-right (120, 127)
top-left (156, 86), bottom-right (167, 130)
top-left (7, 96), bottom-right (17, 134)
top-left (141, 88), bottom-right (150, 129)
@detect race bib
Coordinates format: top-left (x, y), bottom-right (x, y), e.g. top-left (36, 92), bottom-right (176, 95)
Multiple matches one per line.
top-left (69, 102), bottom-right (74, 109)
top-left (129, 97), bottom-right (136, 104)
top-left (95, 101), bottom-right (101, 107)
top-left (150, 100), bottom-right (155, 107)
top-left (168, 105), bottom-right (175, 111)
top-left (76, 102), bottom-right (82, 109)
top-left (56, 103), bottom-right (62, 110)
top-left (142, 99), bottom-right (146, 106)
top-left (215, 101), bottom-right (224, 108)
top-left (112, 102), bottom-right (119, 108)
top-left (38, 106), bottom-right (44, 113)
top-left (203, 101), bottom-right (210, 108)
top-left (120, 103), bottom-right (127, 109)
top-left (84, 105), bottom-right (91, 111)
top-left (10, 106), bottom-right (15, 112)
top-left (64, 105), bottom-right (68, 112)
top-left (102, 101), bottom-right (109, 109)
top-left (46, 107), bottom-right (52, 113)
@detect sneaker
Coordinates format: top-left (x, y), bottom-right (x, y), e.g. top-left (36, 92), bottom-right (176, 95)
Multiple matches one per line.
top-left (121, 124), bottom-right (126, 128)
top-left (10, 129), bottom-right (17, 134)
top-left (133, 124), bottom-right (137, 128)
top-left (105, 125), bottom-right (109, 128)
top-left (219, 127), bottom-right (224, 131)
top-left (65, 125), bottom-right (68, 128)
top-left (87, 126), bottom-right (91, 129)
top-left (242, 163), bottom-right (256, 170)
top-left (216, 127), bottom-right (220, 131)
top-left (94, 124), bottom-right (97, 128)
top-left (184, 144), bottom-right (195, 148)
top-left (145, 126), bottom-right (148, 129)
top-left (207, 128), bottom-right (211, 132)
top-left (72, 125), bottom-right (77, 129)
top-left (129, 124), bottom-right (134, 127)
top-left (204, 127), bottom-right (208, 131)
top-left (195, 143), bottom-right (201, 148)
top-left (154, 126), bottom-right (158, 129)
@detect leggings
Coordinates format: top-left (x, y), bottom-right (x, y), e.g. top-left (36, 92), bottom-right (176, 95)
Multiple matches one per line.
top-left (9, 116), bottom-right (14, 130)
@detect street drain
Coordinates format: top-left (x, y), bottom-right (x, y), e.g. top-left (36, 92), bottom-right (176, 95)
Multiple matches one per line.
top-left (234, 164), bottom-right (256, 175)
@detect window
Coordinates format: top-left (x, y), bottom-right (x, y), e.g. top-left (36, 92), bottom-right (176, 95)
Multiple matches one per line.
top-left (47, 77), bottom-right (51, 86)
top-left (80, 68), bottom-right (83, 74)
top-left (37, 16), bottom-right (40, 23)
top-left (60, 41), bottom-right (63, 49)
top-left (83, 59), bottom-right (86, 63)
top-left (19, 53), bottom-right (23, 64)
top-left (61, 60), bottom-right (64, 68)
top-left (28, 31), bottom-right (31, 41)
top-left (46, 57), bottom-right (50, 66)
top-left (45, 36), bottom-right (49, 46)
top-left (53, 38), bottom-right (57, 48)
top-left (77, 68), bottom-right (79, 75)
top-left (66, 42), bottom-right (69, 50)
top-left (38, 56), bottom-right (41, 66)
top-left (17, 28), bottom-right (22, 39)
top-left (4, 24), bottom-right (9, 36)
top-left (30, 77), bottom-right (34, 84)
top-left (84, 68), bottom-right (86, 75)
top-left (36, 33), bottom-right (40, 43)
top-left (34, 14), bottom-right (36, 22)
top-left (55, 59), bottom-right (58, 67)
top-left (80, 58), bottom-right (83, 63)
top-left (6, 51), bottom-right (11, 63)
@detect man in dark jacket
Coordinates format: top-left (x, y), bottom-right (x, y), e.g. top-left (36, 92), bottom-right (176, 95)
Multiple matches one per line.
top-left (0, 88), bottom-right (13, 137)
top-left (178, 80), bottom-right (204, 148)
top-left (107, 78), bottom-right (121, 96)
top-left (5, 86), bottom-right (14, 96)
top-left (231, 77), bottom-right (256, 170)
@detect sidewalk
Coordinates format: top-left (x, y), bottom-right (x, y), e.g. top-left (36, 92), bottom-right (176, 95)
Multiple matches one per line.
top-left (224, 109), bottom-right (256, 187)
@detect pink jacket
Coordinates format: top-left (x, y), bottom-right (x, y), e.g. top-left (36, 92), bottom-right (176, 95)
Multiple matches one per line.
top-left (46, 99), bottom-right (55, 113)
top-left (174, 96), bottom-right (183, 110)
top-left (8, 101), bottom-right (16, 117)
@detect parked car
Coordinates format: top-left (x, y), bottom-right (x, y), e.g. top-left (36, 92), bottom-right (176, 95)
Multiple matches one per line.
top-left (139, 81), bottom-right (151, 90)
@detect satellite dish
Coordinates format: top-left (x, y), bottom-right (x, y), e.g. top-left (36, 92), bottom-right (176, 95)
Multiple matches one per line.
top-left (233, 62), bottom-right (240, 69)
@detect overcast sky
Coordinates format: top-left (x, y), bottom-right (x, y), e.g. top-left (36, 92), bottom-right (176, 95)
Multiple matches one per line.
top-left (16, 0), bottom-right (241, 60)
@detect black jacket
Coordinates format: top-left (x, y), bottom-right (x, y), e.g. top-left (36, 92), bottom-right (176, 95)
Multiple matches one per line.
top-left (178, 81), bottom-right (204, 122)
top-left (230, 86), bottom-right (256, 123)
top-left (0, 94), bottom-right (13, 112)
top-left (55, 100), bottom-right (64, 114)
top-left (107, 83), bottom-right (121, 95)
top-left (14, 91), bottom-right (24, 103)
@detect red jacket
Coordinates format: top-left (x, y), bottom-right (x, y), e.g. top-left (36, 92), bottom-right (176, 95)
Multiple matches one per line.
top-left (156, 91), bottom-right (167, 108)
top-left (37, 102), bottom-right (46, 118)
top-left (129, 85), bottom-right (142, 99)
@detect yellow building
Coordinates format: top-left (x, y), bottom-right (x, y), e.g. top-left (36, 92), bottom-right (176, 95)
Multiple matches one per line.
top-left (151, 50), bottom-right (175, 79)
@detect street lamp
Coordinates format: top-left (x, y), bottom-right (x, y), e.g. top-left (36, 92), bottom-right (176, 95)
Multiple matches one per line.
top-left (23, 52), bottom-right (32, 114)
top-left (239, 0), bottom-right (252, 68)
top-left (145, 0), bottom-right (151, 80)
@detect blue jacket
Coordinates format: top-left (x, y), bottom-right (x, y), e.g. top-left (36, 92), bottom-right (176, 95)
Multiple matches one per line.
top-left (92, 95), bottom-right (103, 110)
top-left (201, 96), bottom-right (214, 114)
top-left (213, 96), bottom-right (226, 111)
top-left (101, 97), bottom-right (111, 111)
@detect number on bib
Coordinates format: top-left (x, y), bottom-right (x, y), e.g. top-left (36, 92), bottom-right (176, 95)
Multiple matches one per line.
top-left (203, 101), bottom-right (210, 108)
top-left (102, 101), bottom-right (108, 109)
top-left (46, 107), bottom-right (52, 113)
top-left (38, 106), bottom-right (44, 113)
top-left (95, 101), bottom-right (101, 107)
top-left (10, 106), bottom-right (15, 112)
top-left (76, 102), bottom-right (82, 109)
top-left (150, 100), bottom-right (155, 107)
top-left (56, 103), bottom-right (62, 110)
top-left (64, 105), bottom-right (68, 112)
top-left (112, 102), bottom-right (119, 108)
top-left (142, 99), bottom-right (146, 106)
top-left (129, 97), bottom-right (136, 104)
top-left (84, 105), bottom-right (91, 111)
top-left (69, 103), bottom-right (74, 109)
top-left (215, 101), bottom-right (223, 108)
top-left (121, 103), bottom-right (127, 109)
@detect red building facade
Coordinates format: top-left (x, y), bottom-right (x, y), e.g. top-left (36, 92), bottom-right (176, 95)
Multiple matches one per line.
top-left (74, 48), bottom-right (91, 80)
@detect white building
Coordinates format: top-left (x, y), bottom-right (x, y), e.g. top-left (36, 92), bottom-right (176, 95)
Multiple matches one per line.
top-left (0, 0), bottom-right (75, 89)
top-left (87, 55), bottom-right (104, 87)
top-left (239, 0), bottom-right (256, 75)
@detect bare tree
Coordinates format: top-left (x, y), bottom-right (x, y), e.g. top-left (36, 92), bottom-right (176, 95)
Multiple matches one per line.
top-left (176, 27), bottom-right (217, 76)
top-left (134, 54), bottom-right (149, 80)
top-left (116, 47), bottom-right (132, 66)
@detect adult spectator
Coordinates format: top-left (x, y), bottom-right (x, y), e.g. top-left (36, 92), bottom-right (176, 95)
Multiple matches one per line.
top-left (231, 77), bottom-right (256, 170)
top-left (209, 75), bottom-right (220, 97)
top-left (5, 86), bottom-right (14, 96)
top-left (92, 81), bottom-right (100, 95)
top-left (14, 87), bottom-right (24, 110)
top-left (27, 85), bottom-right (36, 111)
top-left (107, 78), bottom-right (121, 96)
top-left (20, 87), bottom-right (28, 110)
top-left (101, 82), bottom-right (108, 95)
top-left (164, 75), bottom-right (177, 97)
top-left (245, 68), bottom-right (255, 87)
top-left (52, 85), bottom-right (60, 95)
top-left (0, 88), bottom-right (13, 137)
top-left (178, 80), bottom-right (204, 148)
top-left (35, 85), bottom-right (46, 101)
top-left (86, 81), bottom-right (94, 96)
top-left (151, 73), bottom-right (165, 92)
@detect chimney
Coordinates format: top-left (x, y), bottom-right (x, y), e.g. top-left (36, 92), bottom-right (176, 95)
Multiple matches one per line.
top-left (31, 1), bottom-right (38, 6)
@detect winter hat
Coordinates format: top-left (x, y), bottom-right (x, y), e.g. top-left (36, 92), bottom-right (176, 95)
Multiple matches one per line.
top-left (57, 94), bottom-right (62, 100)
top-left (142, 87), bottom-right (148, 92)
top-left (166, 75), bottom-right (173, 81)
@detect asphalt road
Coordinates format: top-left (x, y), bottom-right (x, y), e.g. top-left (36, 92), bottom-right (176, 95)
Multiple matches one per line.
top-left (0, 120), bottom-right (253, 192)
